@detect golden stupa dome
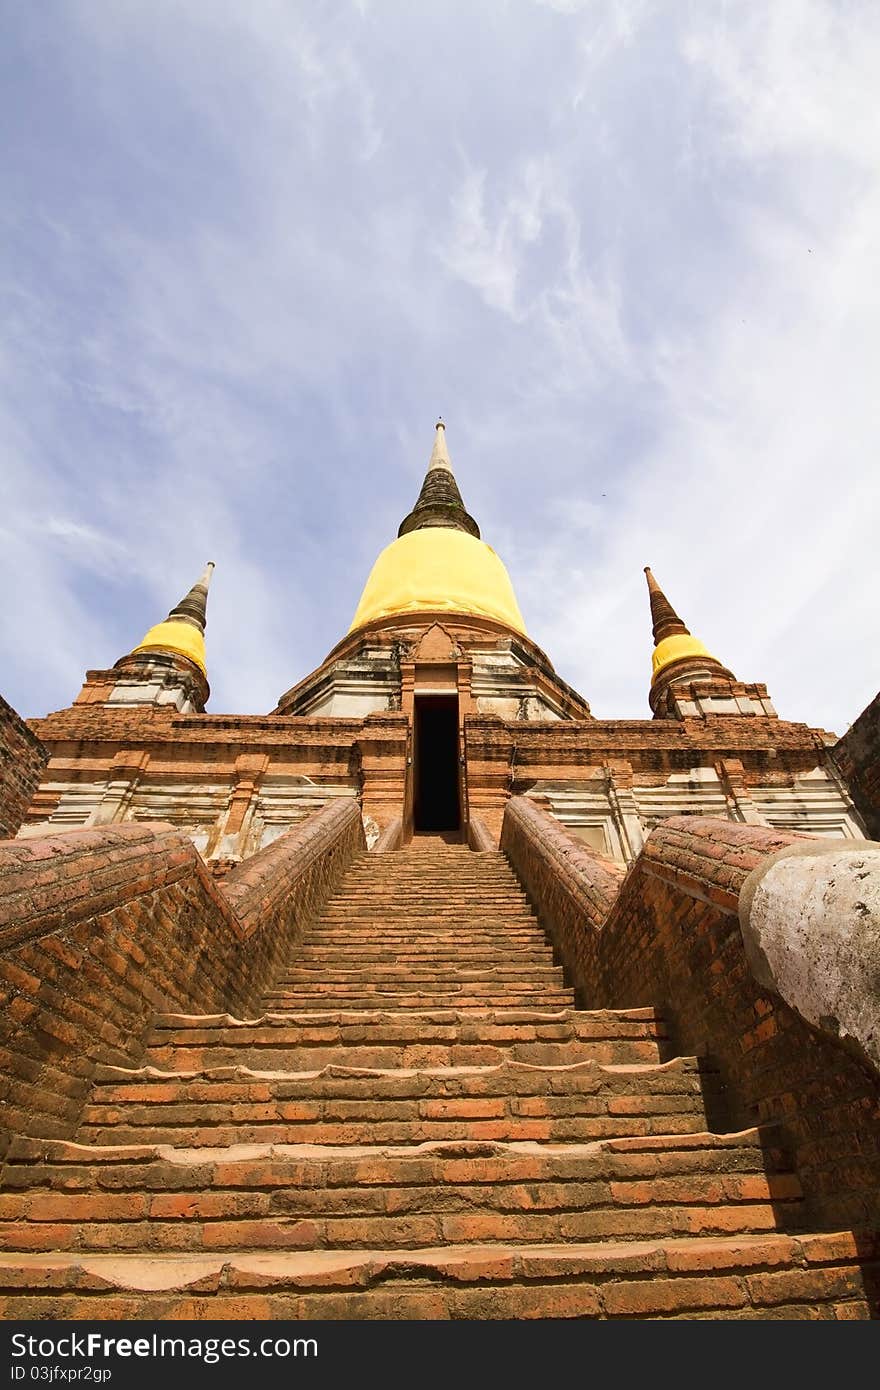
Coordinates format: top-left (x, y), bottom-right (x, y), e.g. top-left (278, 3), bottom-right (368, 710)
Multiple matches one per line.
top-left (132, 619), bottom-right (208, 675)
top-left (650, 632), bottom-right (714, 682)
top-left (349, 527), bottom-right (526, 635)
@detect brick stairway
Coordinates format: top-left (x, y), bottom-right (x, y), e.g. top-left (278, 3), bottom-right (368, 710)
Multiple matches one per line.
top-left (0, 839), bottom-right (875, 1318)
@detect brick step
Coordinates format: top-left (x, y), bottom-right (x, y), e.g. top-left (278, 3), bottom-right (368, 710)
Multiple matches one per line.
top-left (340, 880), bottom-right (522, 886)
top-left (306, 918), bottom-right (542, 930)
top-left (324, 884), bottom-right (531, 894)
top-left (313, 924), bottom-right (540, 937)
top-left (360, 848), bottom-right (498, 858)
top-left (331, 870), bottom-right (523, 881)
top-left (315, 911), bottom-right (536, 922)
top-left (334, 885), bottom-right (528, 897)
top-left (295, 940), bottom-right (549, 956)
top-left (341, 881), bottom-right (522, 892)
top-left (270, 980), bottom-right (567, 998)
top-left (342, 869), bottom-right (518, 882)
top-left (1, 1232), bottom-right (876, 1319)
top-left (274, 966), bottom-right (565, 986)
top-left (76, 1058), bottom-right (711, 1147)
top-left (295, 943), bottom-right (553, 960)
top-left (143, 1007), bottom-right (668, 1071)
top-left (291, 953), bottom-right (557, 971)
top-left (0, 1131), bottom-right (803, 1253)
top-left (322, 886), bottom-right (532, 897)
top-left (300, 928), bottom-right (542, 939)
top-left (264, 975), bottom-right (571, 992)
top-left (259, 990), bottom-right (577, 1012)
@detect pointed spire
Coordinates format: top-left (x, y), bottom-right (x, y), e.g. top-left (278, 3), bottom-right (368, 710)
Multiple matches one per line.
top-left (398, 420), bottom-right (480, 539)
top-left (167, 561), bottom-right (215, 632)
top-left (427, 418), bottom-right (453, 473)
top-left (644, 567), bottom-right (690, 645)
top-left (643, 564), bottom-right (736, 716)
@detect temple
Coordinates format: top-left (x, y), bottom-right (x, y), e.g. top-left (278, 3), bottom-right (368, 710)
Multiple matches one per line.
top-left (14, 422), bottom-right (866, 857)
top-left (0, 422), bottom-right (878, 1320)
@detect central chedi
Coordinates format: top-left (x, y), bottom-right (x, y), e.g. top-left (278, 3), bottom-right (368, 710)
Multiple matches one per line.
top-left (274, 421), bottom-right (589, 836)
top-left (349, 420), bottom-right (526, 637)
top-left (276, 420), bottom-right (588, 724)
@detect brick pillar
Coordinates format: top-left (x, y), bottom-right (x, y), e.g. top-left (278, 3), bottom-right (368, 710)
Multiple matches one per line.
top-left (356, 712), bottom-right (408, 834)
top-left (462, 715), bottom-right (514, 846)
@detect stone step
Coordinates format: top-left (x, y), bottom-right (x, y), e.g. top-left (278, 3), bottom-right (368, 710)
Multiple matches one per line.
top-left (75, 1058), bottom-right (711, 1147)
top-left (142, 1007), bottom-right (667, 1071)
top-left (0, 1131), bottom-right (803, 1253)
top-left (1, 1232), bottom-right (875, 1319)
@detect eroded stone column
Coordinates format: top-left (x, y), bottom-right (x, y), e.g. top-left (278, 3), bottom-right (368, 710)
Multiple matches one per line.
top-left (738, 839), bottom-right (880, 1073)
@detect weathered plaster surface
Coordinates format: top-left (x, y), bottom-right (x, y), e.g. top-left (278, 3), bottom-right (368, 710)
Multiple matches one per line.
top-left (739, 840), bottom-right (880, 1074)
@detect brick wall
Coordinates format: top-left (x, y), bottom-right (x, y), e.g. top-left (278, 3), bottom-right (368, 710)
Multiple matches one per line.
top-left (0, 696), bottom-right (47, 839)
top-left (833, 691), bottom-right (880, 837)
top-left (501, 796), bottom-right (625, 959)
top-left (502, 797), bottom-right (880, 1231)
top-left (0, 800), bottom-right (364, 1153)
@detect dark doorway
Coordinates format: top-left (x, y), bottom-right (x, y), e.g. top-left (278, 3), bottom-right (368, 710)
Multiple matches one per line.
top-left (413, 695), bottom-right (461, 832)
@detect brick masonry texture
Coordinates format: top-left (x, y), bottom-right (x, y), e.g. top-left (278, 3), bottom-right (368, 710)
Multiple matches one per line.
top-left (0, 695), bottom-right (47, 839)
top-left (0, 818), bottom-right (878, 1318)
top-left (25, 699), bottom-right (844, 850)
top-left (0, 800), bottom-right (364, 1154)
top-left (833, 690), bottom-right (880, 838)
top-left (502, 797), bottom-right (880, 1231)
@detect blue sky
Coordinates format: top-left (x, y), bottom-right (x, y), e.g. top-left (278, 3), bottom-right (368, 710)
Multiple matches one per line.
top-left (1, 0), bottom-right (878, 733)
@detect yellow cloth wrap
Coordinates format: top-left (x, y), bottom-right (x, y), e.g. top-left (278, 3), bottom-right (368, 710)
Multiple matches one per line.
top-left (651, 632), bottom-right (714, 682)
top-left (349, 528), bottom-right (527, 636)
top-left (132, 620), bottom-right (207, 675)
